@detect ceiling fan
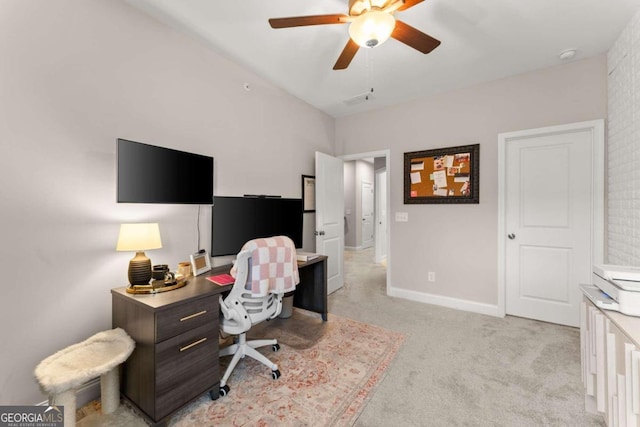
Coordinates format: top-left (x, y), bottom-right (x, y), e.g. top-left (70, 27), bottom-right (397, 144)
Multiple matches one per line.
top-left (268, 0), bottom-right (441, 70)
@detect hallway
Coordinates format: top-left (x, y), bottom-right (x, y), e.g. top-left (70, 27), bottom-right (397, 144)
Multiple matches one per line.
top-left (338, 247), bottom-right (387, 302)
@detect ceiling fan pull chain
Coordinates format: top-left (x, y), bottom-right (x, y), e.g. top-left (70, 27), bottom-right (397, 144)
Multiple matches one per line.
top-left (367, 52), bottom-right (375, 101)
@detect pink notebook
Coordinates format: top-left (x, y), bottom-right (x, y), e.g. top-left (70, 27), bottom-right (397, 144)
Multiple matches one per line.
top-left (206, 274), bottom-right (235, 286)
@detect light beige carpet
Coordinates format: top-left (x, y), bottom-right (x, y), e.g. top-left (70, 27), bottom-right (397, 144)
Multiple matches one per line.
top-left (77, 311), bottom-right (405, 426)
top-left (335, 247), bottom-right (604, 426)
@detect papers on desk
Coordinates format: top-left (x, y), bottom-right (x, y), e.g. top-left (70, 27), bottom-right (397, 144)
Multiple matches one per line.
top-left (297, 252), bottom-right (319, 262)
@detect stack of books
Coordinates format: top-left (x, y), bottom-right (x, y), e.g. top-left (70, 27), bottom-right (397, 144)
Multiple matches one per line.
top-left (296, 252), bottom-right (319, 262)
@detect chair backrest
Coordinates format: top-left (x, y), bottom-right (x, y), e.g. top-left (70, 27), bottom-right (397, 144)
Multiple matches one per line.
top-left (220, 236), bottom-right (299, 335)
top-left (239, 235), bottom-right (300, 296)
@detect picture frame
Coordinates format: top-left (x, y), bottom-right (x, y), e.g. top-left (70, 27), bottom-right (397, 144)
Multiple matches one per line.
top-left (190, 250), bottom-right (211, 276)
top-left (404, 144), bottom-right (480, 204)
top-left (302, 175), bottom-right (316, 212)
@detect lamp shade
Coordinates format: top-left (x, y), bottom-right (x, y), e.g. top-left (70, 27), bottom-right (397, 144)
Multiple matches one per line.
top-left (116, 223), bottom-right (162, 252)
top-left (348, 10), bottom-right (396, 48)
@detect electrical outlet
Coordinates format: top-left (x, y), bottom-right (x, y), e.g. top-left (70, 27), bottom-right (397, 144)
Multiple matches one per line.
top-left (428, 272), bottom-right (435, 282)
top-left (395, 212), bottom-right (409, 222)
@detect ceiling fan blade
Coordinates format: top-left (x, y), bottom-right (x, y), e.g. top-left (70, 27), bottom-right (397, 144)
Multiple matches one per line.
top-left (391, 20), bottom-right (440, 54)
top-left (397, 0), bottom-right (425, 11)
top-left (269, 14), bottom-right (349, 29)
top-left (333, 39), bottom-right (360, 70)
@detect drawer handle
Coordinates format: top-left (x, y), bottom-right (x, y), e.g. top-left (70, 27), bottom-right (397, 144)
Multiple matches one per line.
top-left (180, 310), bottom-right (207, 322)
top-left (180, 337), bottom-right (207, 352)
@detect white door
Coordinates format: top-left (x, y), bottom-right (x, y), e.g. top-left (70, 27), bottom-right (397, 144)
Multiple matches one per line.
top-left (361, 181), bottom-right (374, 249)
top-left (499, 120), bottom-right (604, 327)
top-left (315, 152), bottom-right (344, 294)
top-left (375, 169), bottom-right (387, 264)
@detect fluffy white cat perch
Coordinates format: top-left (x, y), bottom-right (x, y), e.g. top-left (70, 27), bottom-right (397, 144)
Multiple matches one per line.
top-left (35, 328), bottom-right (135, 427)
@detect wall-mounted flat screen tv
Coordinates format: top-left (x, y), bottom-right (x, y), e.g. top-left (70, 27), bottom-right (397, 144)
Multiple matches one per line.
top-left (211, 196), bottom-right (303, 256)
top-left (117, 138), bottom-right (213, 204)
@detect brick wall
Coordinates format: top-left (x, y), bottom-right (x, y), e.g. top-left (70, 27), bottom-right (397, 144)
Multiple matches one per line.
top-left (607, 10), bottom-right (640, 265)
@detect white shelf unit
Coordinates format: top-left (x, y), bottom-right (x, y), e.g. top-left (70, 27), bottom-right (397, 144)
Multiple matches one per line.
top-left (581, 295), bottom-right (640, 426)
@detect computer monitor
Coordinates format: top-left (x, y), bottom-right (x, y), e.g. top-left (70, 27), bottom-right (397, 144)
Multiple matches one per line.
top-left (211, 196), bottom-right (303, 256)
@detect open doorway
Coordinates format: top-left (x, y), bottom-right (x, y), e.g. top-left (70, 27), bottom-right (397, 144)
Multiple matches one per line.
top-left (341, 151), bottom-right (390, 294)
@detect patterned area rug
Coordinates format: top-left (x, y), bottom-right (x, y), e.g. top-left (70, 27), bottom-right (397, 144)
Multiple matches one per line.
top-left (170, 312), bottom-right (405, 426)
top-left (77, 312), bottom-right (405, 426)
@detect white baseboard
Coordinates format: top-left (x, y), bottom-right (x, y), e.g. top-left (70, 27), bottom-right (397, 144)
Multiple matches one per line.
top-left (344, 245), bottom-right (374, 251)
top-left (36, 377), bottom-right (101, 407)
top-left (388, 286), bottom-right (503, 318)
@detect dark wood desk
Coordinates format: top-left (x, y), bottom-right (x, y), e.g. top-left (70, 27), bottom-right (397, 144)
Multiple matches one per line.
top-left (112, 277), bottom-right (231, 426)
top-left (294, 256), bottom-right (328, 321)
top-left (111, 255), bottom-right (327, 425)
top-left (210, 255), bottom-right (328, 321)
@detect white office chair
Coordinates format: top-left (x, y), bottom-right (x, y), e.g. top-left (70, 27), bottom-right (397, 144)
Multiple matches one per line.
top-left (217, 236), bottom-right (299, 397)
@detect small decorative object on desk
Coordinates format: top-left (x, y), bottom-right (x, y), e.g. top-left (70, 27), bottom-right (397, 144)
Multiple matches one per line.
top-left (190, 249), bottom-right (211, 276)
top-left (297, 252), bottom-right (319, 262)
top-left (126, 274), bottom-right (188, 294)
top-left (207, 274), bottom-right (235, 286)
top-left (152, 264), bottom-right (169, 281)
top-left (177, 261), bottom-right (192, 277)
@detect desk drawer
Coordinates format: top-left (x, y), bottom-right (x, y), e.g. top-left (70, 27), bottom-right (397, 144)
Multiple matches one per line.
top-left (155, 322), bottom-right (219, 419)
top-left (156, 295), bottom-right (217, 342)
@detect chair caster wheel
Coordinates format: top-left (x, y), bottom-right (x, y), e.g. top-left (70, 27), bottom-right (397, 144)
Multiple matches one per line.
top-left (272, 343), bottom-right (280, 352)
top-left (272, 369), bottom-right (281, 380)
top-left (219, 385), bottom-right (230, 397)
top-left (209, 389), bottom-right (220, 400)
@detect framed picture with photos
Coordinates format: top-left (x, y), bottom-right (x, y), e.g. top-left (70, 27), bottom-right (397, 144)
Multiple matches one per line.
top-left (404, 144), bottom-right (479, 204)
top-left (190, 250), bottom-right (211, 276)
top-left (302, 175), bottom-right (316, 212)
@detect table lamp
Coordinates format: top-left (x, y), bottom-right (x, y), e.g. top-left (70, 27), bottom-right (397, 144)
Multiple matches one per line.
top-left (116, 223), bottom-right (162, 286)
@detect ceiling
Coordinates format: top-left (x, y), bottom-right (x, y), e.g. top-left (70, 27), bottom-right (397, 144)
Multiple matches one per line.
top-left (125, 0), bottom-right (640, 118)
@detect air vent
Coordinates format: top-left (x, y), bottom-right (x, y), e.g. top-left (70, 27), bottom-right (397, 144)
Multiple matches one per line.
top-left (343, 91), bottom-right (376, 106)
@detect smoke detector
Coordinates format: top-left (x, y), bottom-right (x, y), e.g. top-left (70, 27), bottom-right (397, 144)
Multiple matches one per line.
top-left (559, 49), bottom-right (577, 60)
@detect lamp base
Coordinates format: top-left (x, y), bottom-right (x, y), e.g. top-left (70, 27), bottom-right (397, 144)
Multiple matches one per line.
top-left (128, 251), bottom-right (152, 286)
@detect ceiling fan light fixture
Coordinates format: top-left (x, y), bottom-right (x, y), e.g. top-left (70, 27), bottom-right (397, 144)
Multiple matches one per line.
top-left (348, 10), bottom-right (396, 48)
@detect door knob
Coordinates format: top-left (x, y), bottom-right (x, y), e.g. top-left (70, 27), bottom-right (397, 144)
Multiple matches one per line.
top-left (508, 233), bottom-right (516, 240)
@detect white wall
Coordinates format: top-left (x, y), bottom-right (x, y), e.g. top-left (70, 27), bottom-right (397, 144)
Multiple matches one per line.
top-left (0, 0), bottom-right (333, 405)
top-left (344, 162), bottom-right (356, 248)
top-left (607, 9), bottom-right (640, 266)
top-left (336, 56), bottom-right (607, 309)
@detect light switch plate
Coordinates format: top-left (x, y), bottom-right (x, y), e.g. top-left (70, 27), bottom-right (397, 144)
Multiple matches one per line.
top-left (395, 212), bottom-right (409, 222)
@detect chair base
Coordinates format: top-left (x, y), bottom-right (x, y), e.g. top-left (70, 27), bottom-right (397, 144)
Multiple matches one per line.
top-left (219, 333), bottom-right (280, 388)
